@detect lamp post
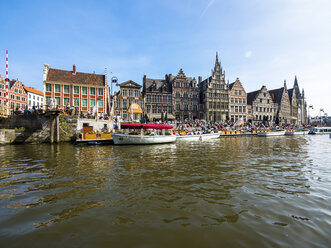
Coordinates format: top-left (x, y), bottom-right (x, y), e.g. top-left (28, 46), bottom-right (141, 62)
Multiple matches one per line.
top-left (308, 105), bottom-right (313, 124)
top-left (319, 108), bottom-right (324, 124)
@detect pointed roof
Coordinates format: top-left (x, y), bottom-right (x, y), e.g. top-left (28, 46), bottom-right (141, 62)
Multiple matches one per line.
top-left (176, 68), bottom-right (186, 79)
top-left (247, 89), bottom-right (260, 105)
top-left (288, 88), bottom-right (294, 102)
top-left (293, 76), bottom-right (302, 99)
top-left (118, 80), bottom-right (141, 88)
top-left (269, 87), bottom-right (284, 104)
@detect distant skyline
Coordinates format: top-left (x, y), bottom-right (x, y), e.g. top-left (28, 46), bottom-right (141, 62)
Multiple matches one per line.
top-left (0, 0), bottom-right (330, 116)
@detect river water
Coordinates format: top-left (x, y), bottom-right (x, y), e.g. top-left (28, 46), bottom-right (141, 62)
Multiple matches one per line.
top-left (0, 135), bottom-right (330, 247)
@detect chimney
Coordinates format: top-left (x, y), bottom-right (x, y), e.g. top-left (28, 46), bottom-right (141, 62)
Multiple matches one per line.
top-left (73, 64), bottom-right (76, 75)
top-left (198, 76), bottom-right (202, 84)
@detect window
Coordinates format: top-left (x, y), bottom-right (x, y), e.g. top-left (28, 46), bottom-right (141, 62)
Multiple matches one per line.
top-left (123, 100), bottom-right (127, 108)
top-left (29, 100), bottom-right (31, 106)
top-left (37, 97), bottom-right (39, 101)
top-left (158, 95), bottom-right (162, 103)
top-left (146, 105), bottom-right (151, 113)
top-left (260, 99), bottom-right (262, 103)
top-left (90, 87), bottom-right (95, 95)
top-left (267, 99), bottom-right (270, 104)
top-left (176, 91), bottom-right (180, 98)
top-left (158, 106), bottom-right (162, 113)
top-left (184, 102), bottom-right (188, 110)
top-left (74, 98), bottom-right (79, 106)
top-left (90, 99), bottom-right (95, 107)
top-left (176, 101), bottom-right (180, 111)
top-left (163, 96), bottom-right (167, 103)
top-left (152, 105), bottom-right (157, 113)
top-left (55, 84), bottom-right (61, 93)
top-left (64, 98), bottom-right (70, 106)
top-left (74, 86), bottom-right (80, 94)
top-left (98, 100), bottom-right (104, 108)
top-left (64, 85), bottom-right (70, 93)
top-left (46, 96), bottom-right (51, 105)
top-left (128, 89), bottom-right (133, 97)
top-left (82, 87), bottom-right (87, 95)
top-left (147, 95), bottom-right (151, 102)
top-left (134, 90), bottom-right (139, 97)
top-left (122, 89), bottom-right (127, 96)
top-left (82, 99), bottom-right (87, 107)
top-left (168, 106), bottom-right (172, 113)
top-left (98, 88), bottom-right (103, 96)
top-left (152, 95), bottom-right (156, 103)
top-left (55, 97), bottom-right (61, 106)
top-left (29, 94), bottom-right (31, 98)
top-left (168, 96), bottom-right (172, 103)
top-left (46, 84), bottom-right (52, 92)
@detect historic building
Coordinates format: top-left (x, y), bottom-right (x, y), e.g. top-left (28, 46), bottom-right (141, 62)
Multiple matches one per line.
top-left (24, 86), bottom-right (43, 110)
top-left (228, 78), bottom-right (247, 122)
top-left (142, 74), bottom-right (174, 120)
top-left (114, 80), bottom-right (144, 121)
top-left (199, 53), bottom-right (229, 121)
top-left (43, 64), bottom-right (107, 114)
top-left (0, 78), bottom-right (27, 114)
top-left (287, 87), bottom-right (298, 124)
top-left (247, 85), bottom-right (277, 125)
top-left (291, 76), bottom-right (307, 125)
top-left (269, 82), bottom-right (291, 125)
top-left (171, 69), bottom-right (199, 120)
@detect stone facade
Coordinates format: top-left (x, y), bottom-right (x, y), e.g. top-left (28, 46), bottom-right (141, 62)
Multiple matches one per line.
top-left (199, 53), bottom-right (229, 121)
top-left (269, 82), bottom-right (291, 125)
top-left (288, 87), bottom-right (298, 124)
top-left (43, 64), bottom-right (107, 114)
top-left (171, 69), bottom-right (199, 120)
top-left (228, 78), bottom-right (247, 122)
top-left (142, 75), bottom-right (174, 120)
top-left (291, 76), bottom-right (307, 125)
top-left (247, 86), bottom-right (277, 125)
top-left (114, 80), bottom-right (144, 121)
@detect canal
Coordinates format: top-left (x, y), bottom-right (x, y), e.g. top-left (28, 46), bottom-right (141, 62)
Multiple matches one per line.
top-left (0, 135), bottom-right (330, 247)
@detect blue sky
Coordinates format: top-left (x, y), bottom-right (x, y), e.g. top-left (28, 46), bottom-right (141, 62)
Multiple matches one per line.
top-left (0, 0), bottom-right (330, 116)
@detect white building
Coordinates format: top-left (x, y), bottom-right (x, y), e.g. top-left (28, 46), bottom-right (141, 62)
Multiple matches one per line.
top-left (24, 86), bottom-right (44, 109)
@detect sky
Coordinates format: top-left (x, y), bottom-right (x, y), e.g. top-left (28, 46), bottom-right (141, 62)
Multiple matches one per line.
top-left (0, 0), bottom-right (330, 117)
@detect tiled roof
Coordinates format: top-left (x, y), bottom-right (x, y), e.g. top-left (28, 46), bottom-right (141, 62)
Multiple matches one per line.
top-left (145, 78), bottom-right (172, 93)
top-left (246, 89), bottom-right (260, 105)
top-left (288, 88), bottom-right (294, 102)
top-left (269, 88), bottom-right (284, 104)
top-left (228, 82), bottom-right (235, 90)
top-left (47, 68), bottom-right (105, 86)
top-left (24, 86), bottom-right (43, 96)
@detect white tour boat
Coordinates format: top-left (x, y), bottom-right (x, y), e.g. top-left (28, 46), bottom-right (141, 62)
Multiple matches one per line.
top-left (308, 127), bottom-right (331, 135)
top-left (112, 123), bottom-right (176, 145)
top-left (285, 129), bottom-right (309, 135)
top-left (257, 130), bottom-right (286, 137)
top-left (176, 132), bottom-right (220, 141)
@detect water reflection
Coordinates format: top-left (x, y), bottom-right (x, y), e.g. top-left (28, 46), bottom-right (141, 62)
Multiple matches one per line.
top-left (0, 136), bottom-right (330, 247)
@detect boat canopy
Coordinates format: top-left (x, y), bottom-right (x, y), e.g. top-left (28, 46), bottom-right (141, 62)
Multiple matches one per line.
top-left (121, 123), bottom-right (173, 129)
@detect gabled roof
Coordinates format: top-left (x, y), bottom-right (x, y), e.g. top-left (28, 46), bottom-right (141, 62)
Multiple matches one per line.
top-left (269, 88), bottom-right (284, 104)
top-left (118, 80), bottom-right (142, 88)
top-left (228, 82), bottom-right (235, 90)
top-left (47, 68), bottom-right (105, 86)
top-left (24, 85), bottom-right (43, 96)
top-left (145, 78), bottom-right (172, 93)
top-left (247, 89), bottom-right (260, 105)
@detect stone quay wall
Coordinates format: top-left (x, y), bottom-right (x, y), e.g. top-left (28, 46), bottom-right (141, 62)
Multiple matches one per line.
top-left (0, 114), bottom-right (78, 145)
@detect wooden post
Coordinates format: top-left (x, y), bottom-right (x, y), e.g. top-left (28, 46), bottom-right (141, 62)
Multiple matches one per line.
top-left (50, 115), bottom-right (55, 144)
top-left (56, 115), bottom-right (59, 143)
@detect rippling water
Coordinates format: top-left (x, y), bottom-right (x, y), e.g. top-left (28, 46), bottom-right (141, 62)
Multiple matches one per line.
top-left (0, 136), bottom-right (330, 247)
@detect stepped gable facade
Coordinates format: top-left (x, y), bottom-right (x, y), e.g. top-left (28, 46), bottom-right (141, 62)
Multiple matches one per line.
top-left (247, 85), bottom-right (277, 125)
top-left (142, 74), bottom-right (174, 120)
top-left (114, 80), bottom-right (144, 121)
top-left (228, 78), bottom-right (247, 122)
top-left (171, 69), bottom-right (199, 121)
top-left (199, 52), bottom-right (229, 121)
top-left (43, 64), bottom-right (107, 114)
top-left (269, 81), bottom-right (291, 124)
top-left (0, 78), bottom-right (27, 114)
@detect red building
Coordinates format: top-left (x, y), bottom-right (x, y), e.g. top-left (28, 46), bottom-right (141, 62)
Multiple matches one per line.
top-left (0, 74), bottom-right (27, 114)
top-left (43, 64), bottom-right (108, 114)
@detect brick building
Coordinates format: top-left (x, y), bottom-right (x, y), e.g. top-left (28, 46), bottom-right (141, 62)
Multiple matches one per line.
top-left (114, 80), bottom-right (144, 121)
top-left (171, 69), bottom-right (199, 120)
top-left (199, 53), bottom-right (229, 121)
top-left (142, 74), bottom-right (174, 120)
top-left (247, 85), bottom-right (277, 125)
top-left (43, 64), bottom-right (107, 114)
top-left (269, 82), bottom-right (291, 125)
top-left (24, 86), bottom-right (43, 110)
top-left (228, 78), bottom-right (247, 122)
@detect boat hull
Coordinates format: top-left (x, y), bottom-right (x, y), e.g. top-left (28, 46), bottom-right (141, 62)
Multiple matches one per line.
top-left (112, 134), bottom-right (176, 145)
top-left (285, 130), bottom-right (309, 135)
top-left (257, 130), bottom-right (286, 136)
top-left (176, 133), bottom-right (220, 141)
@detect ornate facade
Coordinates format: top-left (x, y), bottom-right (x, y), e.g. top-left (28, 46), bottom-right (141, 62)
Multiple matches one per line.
top-left (199, 53), bottom-right (229, 121)
top-left (291, 76), bottom-right (307, 125)
top-left (142, 75), bottom-right (174, 120)
top-left (171, 69), bottom-right (199, 120)
top-left (114, 80), bottom-right (144, 121)
top-left (228, 78), bottom-right (247, 122)
top-left (247, 85), bottom-right (277, 125)
top-left (269, 82), bottom-right (291, 125)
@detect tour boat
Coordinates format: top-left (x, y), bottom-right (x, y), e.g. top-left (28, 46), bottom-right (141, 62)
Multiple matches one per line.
top-left (176, 132), bottom-right (220, 141)
top-left (112, 123), bottom-right (176, 145)
top-left (308, 127), bottom-right (331, 135)
top-left (285, 129), bottom-right (309, 135)
top-left (257, 130), bottom-right (286, 137)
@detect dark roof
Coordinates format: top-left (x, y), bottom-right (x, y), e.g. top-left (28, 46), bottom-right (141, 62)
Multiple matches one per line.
top-left (246, 89), bottom-right (260, 105)
top-left (269, 88), bottom-right (284, 104)
top-left (288, 88), bottom-right (294, 102)
top-left (145, 78), bottom-right (172, 93)
top-left (47, 68), bottom-right (105, 86)
top-left (228, 82), bottom-right (235, 90)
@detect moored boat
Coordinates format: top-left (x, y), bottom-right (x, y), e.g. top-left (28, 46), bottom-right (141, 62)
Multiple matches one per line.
top-left (308, 127), bottom-right (331, 134)
top-left (176, 132), bottom-right (220, 141)
top-left (285, 129), bottom-right (309, 135)
top-left (112, 123), bottom-right (176, 145)
top-left (257, 130), bottom-right (286, 137)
